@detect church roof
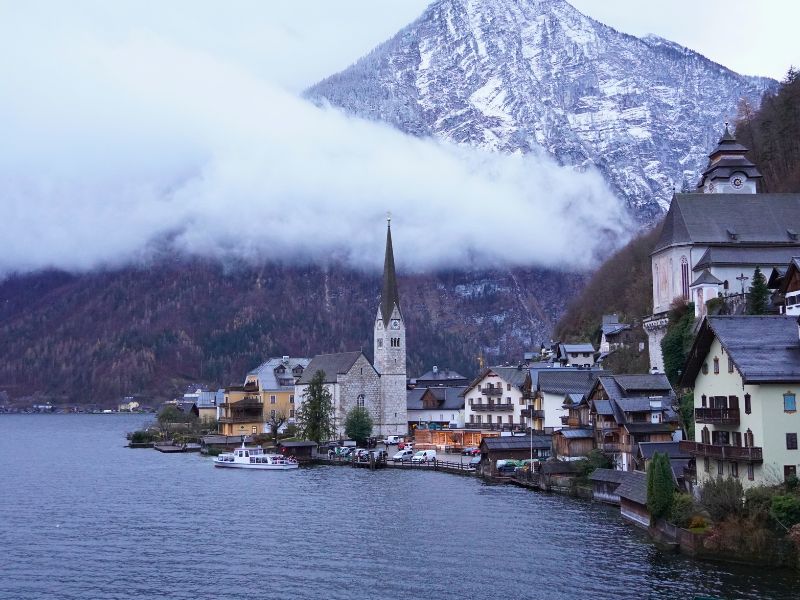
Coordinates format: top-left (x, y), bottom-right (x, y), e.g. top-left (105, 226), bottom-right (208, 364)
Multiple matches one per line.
top-left (699, 125), bottom-right (762, 186)
top-left (693, 247), bottom-right (800, 272)
top-left (297, 352), bottom-right (365, 384)
top-left (380, 222), bottom-right (401, 324)
top-left (690, 269), bottom-right (723, 287)
top-left (653, 193), bottom-right (800, 252)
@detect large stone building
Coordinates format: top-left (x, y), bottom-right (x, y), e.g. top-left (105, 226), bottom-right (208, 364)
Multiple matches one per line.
top-left (646, 126), bottom-right (800, 371)
top-left (295, 219), bottom-right (408, 438)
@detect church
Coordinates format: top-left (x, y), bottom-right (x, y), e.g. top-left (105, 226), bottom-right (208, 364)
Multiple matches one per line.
top-left (295, 219), bottom-right (408, 438)
top-left (645, 126), bottom-right (800, 371)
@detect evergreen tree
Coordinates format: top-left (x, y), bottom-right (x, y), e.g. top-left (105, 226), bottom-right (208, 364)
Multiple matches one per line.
top-left (661, 300), bottom-right (695, 386)
top-left (647, 452), bottom-right (675, 521)
top-left (296, 370), bottom-right (334, 444)
top-left (344, 407), bottom-right (373, 447)
top-left (746, 267), bottom-right (769, 315)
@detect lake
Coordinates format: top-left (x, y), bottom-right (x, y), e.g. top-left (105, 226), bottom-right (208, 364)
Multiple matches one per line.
top-left (0, 414), bottom-right (797, 599)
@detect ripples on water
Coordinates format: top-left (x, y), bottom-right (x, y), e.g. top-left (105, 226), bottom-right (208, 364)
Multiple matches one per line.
top-left (0, 415), bottom-right (797, 600)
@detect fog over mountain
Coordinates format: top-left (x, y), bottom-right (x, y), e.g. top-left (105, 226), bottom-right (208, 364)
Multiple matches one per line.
top-left (0, 25), bottom-right (629, 278)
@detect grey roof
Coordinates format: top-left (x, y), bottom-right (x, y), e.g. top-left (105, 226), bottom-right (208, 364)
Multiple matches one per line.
top-left (653, 193), bottom-right (800, 252)
top-left (693, 247), bottom-right (800, 272)
top-left (593, 400), bottom-right (614, 415)
top-left (407, 386), bottom-right (466, 411)
top-left (196, 389), bottom-right (225, 408)
top-left (415, 368), bottom-right (468, 384)
top-left (481, 435), bottom-right (552, 451)
top-left (682, 316), bottom-right (800, 385)
top-left (560, 343), bottom-right (596, 354)
top-left (538, 369), bottom-right (604, 396)
top-left (557, 428), bottom-right (594, 439)
top-left (616, 471), bottom-right (649, 505)
top-left (542, 461), bottom-right (581, 474)
top-left (464, 366), bottom-right (530, 396)
top-left (670, 459), bottom-right (691, 481)
top-left (624, 423), bottom-right (674, 434)
top-left (380, 222), bottom-right (401, 324)
top-left (589, 468), bottom-right (627, 484)
top-left (615, 398), bottom-right (662, 412)
top-left (638, 441), bottom-right (690, 460)
top-left (690, 269), bottom-right (723, 287)
top-left (298, 352), bottom-right (364, 384)
top-left (614, 374), bottom-right (674, 394)
top-left (563, 392), bottom-right (584, 406)
top-left (279, 441), bottom-right (318, 448)
top-left (248, 357), bottom-right (311, 389)
top-left (698, 126), bottom-right (762, 186)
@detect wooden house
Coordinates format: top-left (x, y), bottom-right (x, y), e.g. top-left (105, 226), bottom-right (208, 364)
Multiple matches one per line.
top-left (553, 427), bottom-right (595, 460)
top-left (616, 471), bottom-right (650, 528)
top-left (589, 468), bottom-right (626, 505)
top-left (479, 434), bottom-right (552, 475)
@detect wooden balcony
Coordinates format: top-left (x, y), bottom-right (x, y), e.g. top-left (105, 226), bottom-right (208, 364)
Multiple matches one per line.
top-left (481, 387), bottom-right (503, 397)
top-left (695, 408), bottom-right (740, 425)
top-left (471, 402), bottom-right (514, 412)
top-left (218, 415), bottom-right (262, 424)
top-left (679, 441), bottom-right (763, 463)
top-left (464, 423), bottom-right (521, 431)
top-left (521, 408), bottom-right (545, 419)
top-left (598, 442), bottom-right (633, 454)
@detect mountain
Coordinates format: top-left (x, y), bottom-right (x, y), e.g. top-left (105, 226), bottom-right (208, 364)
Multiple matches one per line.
top-left (0, 261), bottom-right (583, 404)
top-left (305, 0), bottom-right (774, 221)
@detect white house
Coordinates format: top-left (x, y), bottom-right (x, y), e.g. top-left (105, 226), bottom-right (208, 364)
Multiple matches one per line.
top-left (406, 386), bottom-right (465, 429)
top-left (462, 367), bottom-right (531, 432)
top-left (680, 315), bottom-right (800, 487)
top-left (557, 343), bottom-right (596, 367)
top-left (534, 368), bottom-right (605, 431)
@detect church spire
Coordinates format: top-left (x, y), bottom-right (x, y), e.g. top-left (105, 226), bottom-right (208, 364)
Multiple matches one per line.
top-left (697, 123), bottom-right (762, 194)
top-left (380, 216), bottom-right (401, 324)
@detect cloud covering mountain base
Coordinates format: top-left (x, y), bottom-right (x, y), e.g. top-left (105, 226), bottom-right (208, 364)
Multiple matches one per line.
top-left (1, 27), bottom-right (632, 276)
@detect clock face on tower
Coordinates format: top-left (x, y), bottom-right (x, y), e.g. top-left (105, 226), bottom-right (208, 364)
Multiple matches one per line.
top-left (391, 319), bottom-right (400, 330)
top-left (731, 176), bottom-right (744, 189)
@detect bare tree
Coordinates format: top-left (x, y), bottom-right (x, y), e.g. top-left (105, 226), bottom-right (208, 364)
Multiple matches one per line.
top-left (266, 410), bottom-right (288, 447)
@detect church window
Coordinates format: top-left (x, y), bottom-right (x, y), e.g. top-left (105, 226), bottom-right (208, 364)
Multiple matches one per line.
top-left (507, 383), bottom-right (511, 391)
top-left (713, 358), bottom-right (719, 374)
top-left (723, 280), bottom-right (729, 290)
top-left (744, 394), bottom-right (751, 414)
top-left (681, 256), bottom-right (689, 299)
top-left (728, 357), bottom-right (734, 373)
top-left (357, 394), bottom-right (365, 408)
top-left (377, 339), bottom-right (383, 348)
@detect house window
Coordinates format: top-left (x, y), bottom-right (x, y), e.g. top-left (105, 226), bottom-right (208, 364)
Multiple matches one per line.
top-left (357, 394), bottom-right (365, 408)
top-left (270, 409), bottom-right (276, 418)
top-left (290, 409), bottom-right (294, 418)
top-left (681, 256), bottom-right (689, 299)
top-left (508, 415), bottom-right (513, 425)
top-left (701, 426), bottom-right (710, 445)
top-left (487, 415), bottom-right (492, 424)
top-left (717, 461), bottom-right (724, 476)
top-left (497, 416), bottom-right (503, 425)
top-left (270, 395), bottom-right (276, 404)
top-left (728, 357), bottom-right (734, 373)
top-left (744, 429), bottom-right (754, 448)
top-left (731, 462), bottom-right (739, 478)
top-left (704, 457), bottom-right (710, 473)
top-left (785, 393), bottom-right (797, 412)
top-left (290, 395), bottom-right (294, 404)
top-left (701, 394), bottom-right (707, 408)
top-left (748, 464), bottom-right (754, 480)
top-left (702, 363), bottom-right (709, 375)
top-left (507, 383), bottom-right (511, 391)
top-left (788, 433), bottom-right (798, 450)
top-left (713, 358), bottom-right (719, 374)
top-left (506, 397), bottom-right (511, 404)
top-left (744, 394), bottom-right (751, 414)
top-left (470, 415), bottom-right (474, 423)
top-left (252, 426), bottom-right (257, 434)
top-left (785, 465), bottom-right (798, 480)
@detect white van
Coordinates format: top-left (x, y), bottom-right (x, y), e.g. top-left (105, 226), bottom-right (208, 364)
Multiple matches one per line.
top-left (411, 450), bottom-right (437, 463)
top-left (384, 435), bottom-right (402, 446)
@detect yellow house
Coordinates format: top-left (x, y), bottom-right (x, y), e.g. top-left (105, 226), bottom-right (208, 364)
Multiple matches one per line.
top-left (681, 315), bottom-right (800, 487)
top-left (218, 356), bottom-right (310, 436)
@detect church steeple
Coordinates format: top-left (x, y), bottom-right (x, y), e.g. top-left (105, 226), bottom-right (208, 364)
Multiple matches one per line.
top-left (380, 216), bottom-right (401, 324)
top-left (697, 123), bottom-right (762, 194)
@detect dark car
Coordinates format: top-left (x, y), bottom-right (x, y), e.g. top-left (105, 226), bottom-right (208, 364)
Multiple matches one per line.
top-left (461, 446), bottom-right (477, 456)
top-left (497, 464), bottom-right (518, 476)
top-left (468, 456), bottom-right (481, 469)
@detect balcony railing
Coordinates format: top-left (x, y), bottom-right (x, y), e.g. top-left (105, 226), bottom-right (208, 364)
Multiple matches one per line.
top-left (218, 415), bottom-right (262, 424)
top-left (695, 408), bottom-right (740, 425)
top-left (481, 387), bottom-right (503, 397)
top-left (521, 408), bottom-right (545, 419)
top-left (679, 441), bottom-right (763, 463)
top-left (471, 402), bottom-right (514, 412)
top-left (464, 423), bottom-right (521, 431)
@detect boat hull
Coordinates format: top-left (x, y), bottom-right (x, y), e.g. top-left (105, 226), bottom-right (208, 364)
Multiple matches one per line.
top-left (214, 461), bottom-right (298, 470)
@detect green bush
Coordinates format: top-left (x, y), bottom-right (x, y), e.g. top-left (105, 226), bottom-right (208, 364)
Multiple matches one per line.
top-left (744, 486), bottom-right (778, 522)
top-left (128, 429), bottom-right (158, 444)
top-left (700, 477), bottom-right (744, 522)
top-left (647, 452), bottom-right (675, 520)
top-left (771, 495), bottom-right (800, 529)
top-left (786, 474), bottom-right (799, 491)
top-left (670, 492), bottom-right (695, 528)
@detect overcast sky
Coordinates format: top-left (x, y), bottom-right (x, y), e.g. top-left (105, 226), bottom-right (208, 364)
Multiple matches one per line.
top-left (0, 0), bottom-right (796, 276)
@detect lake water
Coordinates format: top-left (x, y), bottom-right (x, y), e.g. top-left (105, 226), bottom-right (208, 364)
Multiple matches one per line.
top-left (0, 415), bottom-right (798, 600)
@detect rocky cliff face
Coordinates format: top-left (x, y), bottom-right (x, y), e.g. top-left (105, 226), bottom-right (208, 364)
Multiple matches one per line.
top-left (306, 0), bottom-right (774, 220)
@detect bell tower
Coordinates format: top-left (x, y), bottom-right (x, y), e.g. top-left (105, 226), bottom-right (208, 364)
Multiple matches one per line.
top-left (698, 124), bottom-right (762, 194)
top-left (374, 216), bottom-right (407, 434)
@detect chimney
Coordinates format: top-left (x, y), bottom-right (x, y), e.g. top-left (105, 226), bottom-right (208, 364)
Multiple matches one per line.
top-left (433, 365), bottom-right (438, 374)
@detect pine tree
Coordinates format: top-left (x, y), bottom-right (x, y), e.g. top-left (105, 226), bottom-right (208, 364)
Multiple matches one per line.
top-left (647, 452), bottom-right (675, 521)
top-left (344, 407), bottom-right (373, 447)
top-left (296, 370), bottom-right (334, 444)
top-left (747, 267), bottom-right (769, 315)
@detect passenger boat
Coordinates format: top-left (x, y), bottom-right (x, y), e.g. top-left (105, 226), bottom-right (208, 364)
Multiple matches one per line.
top-left (214, 443), bottom-right (299, 470)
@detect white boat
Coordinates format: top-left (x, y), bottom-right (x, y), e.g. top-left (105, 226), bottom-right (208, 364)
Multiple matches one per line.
top-left (214, 443), bottom-right (298, 470)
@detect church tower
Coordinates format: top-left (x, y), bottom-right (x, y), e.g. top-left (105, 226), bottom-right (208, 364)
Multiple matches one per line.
top-left (374, 217), bottom-right (408, 435)
top-left (698, 124), bottom-right (762, 194)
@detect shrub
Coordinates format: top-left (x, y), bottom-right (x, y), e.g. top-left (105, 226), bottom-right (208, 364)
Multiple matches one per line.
top-left (128, 429), bottom-right (158, 444)
top-left (700, 477), bottom-right (744, 522)
top-left (689, 516), bottom-right (708, 530)
top-left (670, 492), bottom-right (695, 528)
top-left (744, 486), bottom-right (778, 522)
top-left (771, 495), bottom-right (800, 529)
top-left (786, 474), bottom-right (799, 491)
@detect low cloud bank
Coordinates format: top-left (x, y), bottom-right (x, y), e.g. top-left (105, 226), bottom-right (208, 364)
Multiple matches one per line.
top-left (0, 30), bottom-right (632, 276)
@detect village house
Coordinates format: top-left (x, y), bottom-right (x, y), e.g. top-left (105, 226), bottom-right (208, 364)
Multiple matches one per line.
top-left (552, 427), bottom-right (595, 460)
top-left (589, 374), bottom-right (677, 471)
top-left (533, 367), bottom-right (606, 431)
top-left (245, 356), bottom-right (310, 426)
top-left (218, 382), bottom-right (263, 436)
top-left (195, 389), bottom-right (224, 424)
top-left (556, 343), bottom-right (596, 367)
top-left (645, 126), bottom-right (800, 371)
top-left (406, 386), bottom-right (466, 430)
top-left (462, 366), bottom-right (531, 432)
top-left (771, 257), bottom-right (800, 316)
top-left (478, 434), bottom-right (552, 476)
top-left (588, 468), bottom-right (627, 505)
top-left (616, 470), bottom-right (651, 528)
top-left (599, 314), bottom-right (633, 353)
top-left (680, 315), bottom-right (800, 487)
top-left (412, 365), bottom-right (469, 388)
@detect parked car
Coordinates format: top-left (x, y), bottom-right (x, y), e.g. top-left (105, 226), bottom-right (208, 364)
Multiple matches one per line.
top-left (411, 450), bottom-right (437, 463)
top-left (497, 464), bottom-right (518, 476)
top-left (398, 441), bottom-right (413, 450)
top-left (353, 449), bottom-right (370, 461)
top-left (468, 456), bottom-right (481, 470)
top-left (461, 446), bottom-right (478, 456)
top-left (384, 435), bottom-right (402, 446)
top-left (392, 449), bottom-right (414, 462)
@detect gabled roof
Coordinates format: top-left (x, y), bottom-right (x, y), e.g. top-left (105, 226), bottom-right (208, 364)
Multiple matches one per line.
top-left (615, 374), bottom-right (673, 394)
top-left (480, 434), bottom-right (552, 451)
top-left (557, 428), bottom-right (594, 439)
top-left (690, 269), bottom-right (723, 287)
top-left (407, 386), bottom-right (466, 411)
top-left (693, 247), bottom-right (800, 273)
top-left (589, 468), bottom-right (627, 484)
top-left (462, 366), bottom-right (530, 396)
top-left (637, 441), bottom-right (690, 460)
top-left (681, 315), bottom-right (800, 386)
top-left (560, 343), bottom-right (596, 354)
top-left (537, 369), bottom-right (605, 396)
top-left (616, 471), bottom-right (649, 505)
top-left (298, 352), bottom-right (365, 384)
top-left (414, 367), bottom-right (468, 384)
top-left (247, 357), bottom-right (311, 389)
top-left (777, 257), bottom-right (800, 295)
top-left (653, 193), bottom-right (800, 253)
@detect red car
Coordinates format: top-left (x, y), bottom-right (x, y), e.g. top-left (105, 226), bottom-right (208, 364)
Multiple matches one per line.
top-left (398, 441), bottom-right (413, 450)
